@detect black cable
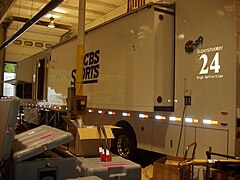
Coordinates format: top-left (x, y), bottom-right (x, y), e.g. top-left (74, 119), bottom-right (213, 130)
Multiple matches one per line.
top-left (99, 125), bottom-right (108, 149)
top-left (46, 113), bottom-right (55, 125)
top-left (0, 160), bottom-right (3, 177)
top-left (96, 124), bottom-right (103, 147)
top-left (176, 105), bottom-right (187, 157)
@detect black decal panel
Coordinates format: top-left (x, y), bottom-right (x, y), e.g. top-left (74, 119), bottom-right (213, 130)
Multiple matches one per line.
top-left (83, 50), bottom-right (100, 84)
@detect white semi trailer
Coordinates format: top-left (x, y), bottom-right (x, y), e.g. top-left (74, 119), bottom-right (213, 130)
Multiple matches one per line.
top-left (15, 0), bottom-right (240, 160)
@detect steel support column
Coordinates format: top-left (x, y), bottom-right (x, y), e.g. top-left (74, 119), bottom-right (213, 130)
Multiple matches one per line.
top-left (75, 0), bottom-right (86, 96)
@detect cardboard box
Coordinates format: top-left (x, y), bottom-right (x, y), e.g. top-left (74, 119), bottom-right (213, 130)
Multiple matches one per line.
top-left (62, 116), bottom-right (115, 156)
top-left (152, 156), bottom-right (190, 180)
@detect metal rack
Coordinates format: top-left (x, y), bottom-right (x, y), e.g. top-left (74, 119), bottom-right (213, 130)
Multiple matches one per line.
top-left (178, 147), bottom-right (240, 180)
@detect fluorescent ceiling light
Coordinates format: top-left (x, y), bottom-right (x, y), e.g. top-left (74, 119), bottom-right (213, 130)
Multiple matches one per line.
top-left (53, 8), bottom-right (67, 14)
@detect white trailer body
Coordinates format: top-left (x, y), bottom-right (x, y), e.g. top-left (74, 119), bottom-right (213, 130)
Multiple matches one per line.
top-left (82, 3), bottom-right (177, 158)
top-left (15, 0), bottom-right (240, 159)
top-left (81, 1), bottom-right (239, 158)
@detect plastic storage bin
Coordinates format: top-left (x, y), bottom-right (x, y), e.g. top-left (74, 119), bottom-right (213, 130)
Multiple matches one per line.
top-left (12, 125), bottom-right (77, 180)
top-left (77, 155), bottom-right (141, 180)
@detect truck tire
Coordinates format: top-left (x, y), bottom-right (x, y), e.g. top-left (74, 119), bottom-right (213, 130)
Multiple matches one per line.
top-left (111, 122), bottom-right (137, 161)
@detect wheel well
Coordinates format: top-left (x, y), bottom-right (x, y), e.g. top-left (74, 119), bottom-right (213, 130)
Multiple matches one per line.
top-left (114, 120), bottom-right (137, 143)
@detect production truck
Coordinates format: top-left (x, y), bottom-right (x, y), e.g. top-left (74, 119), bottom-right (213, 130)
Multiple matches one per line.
top-left (14, 0), bottom-right (240, 160)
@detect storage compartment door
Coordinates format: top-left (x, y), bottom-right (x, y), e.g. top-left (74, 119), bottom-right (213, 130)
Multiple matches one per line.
top-left (154, 6), bottom-right (175, 112)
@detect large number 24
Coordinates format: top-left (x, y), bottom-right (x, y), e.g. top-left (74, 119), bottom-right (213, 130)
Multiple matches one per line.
top-left (199, 52), bottom-right (220, 75)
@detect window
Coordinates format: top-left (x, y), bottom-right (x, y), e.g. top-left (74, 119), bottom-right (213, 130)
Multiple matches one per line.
top-left (3, 63), bottom-right (16, 96)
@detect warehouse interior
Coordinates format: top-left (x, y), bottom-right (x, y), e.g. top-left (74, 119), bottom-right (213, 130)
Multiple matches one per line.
top-left (0, 0), bottom-right (156, 97)
top-left (1, 0), bottom-right (240, 180)
top-left (0, 0), bottom-right (152, 63)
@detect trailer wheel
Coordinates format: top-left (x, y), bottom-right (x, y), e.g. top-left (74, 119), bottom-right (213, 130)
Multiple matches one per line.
top-left (111, 122), bottom-right (137, 160)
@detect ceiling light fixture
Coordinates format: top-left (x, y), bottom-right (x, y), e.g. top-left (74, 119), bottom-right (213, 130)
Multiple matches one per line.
top-left (48, 16), bottom-right (55, 28)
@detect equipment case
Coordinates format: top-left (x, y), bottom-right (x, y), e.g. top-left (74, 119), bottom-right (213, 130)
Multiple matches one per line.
top-left (12, 125), bottom-right (73, 162)
top-left (77, 155), bottom-right (141, 180)
top-left (13, 148), bottom-right (77, 180)
top-left (0, 96), bottom-right (20, 161)
top-left (67, 176), bottom-right (103, 180)
top-left (12, 125), bottom-right (77, 180)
